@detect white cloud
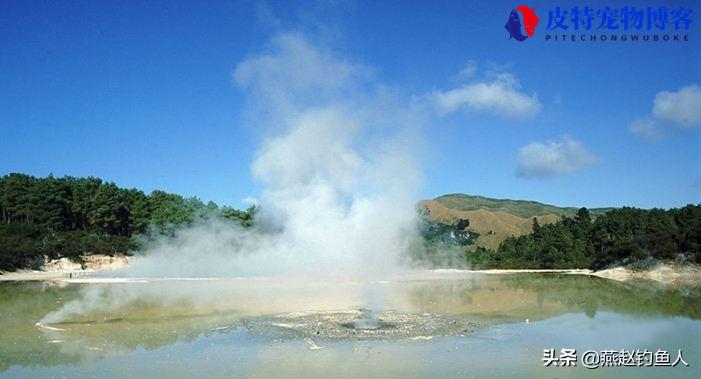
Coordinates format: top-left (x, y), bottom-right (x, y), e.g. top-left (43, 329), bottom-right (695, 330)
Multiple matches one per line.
top-left (629, 84), bottom-right (701, 142)
top-left (628, 119), bottom-right (662, 142)
top-left (652, 85), bottom-right (701, 128)
top-left (431, 72), bottom-right (542, 119)
top-left (516, 136), bottom-right (600, 179)
top-left (455, 61), bottom-right (477, 80)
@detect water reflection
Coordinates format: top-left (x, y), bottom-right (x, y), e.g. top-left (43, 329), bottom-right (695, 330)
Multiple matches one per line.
top-left (404, 274), bottom-right (701, 321)
top-left (0, 273), bottom-right (699, 373)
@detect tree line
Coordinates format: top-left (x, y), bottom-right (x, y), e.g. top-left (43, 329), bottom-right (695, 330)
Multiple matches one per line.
top-left (3, 173), bottom-right (699, 272)
top-left (0, 173), bottom-right (255, 271)
top-left (467, 206), bottom-right (701, 270)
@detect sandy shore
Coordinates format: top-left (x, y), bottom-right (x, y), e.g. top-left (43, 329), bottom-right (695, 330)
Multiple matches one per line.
top-left (429, 266), bottom-right (701, 284)
top-left (590, 264), bottom-right (701, 284)
top-left (430, 268), bottom-right (593, 275)
top-left (0, 255), bottom-right (133, 282)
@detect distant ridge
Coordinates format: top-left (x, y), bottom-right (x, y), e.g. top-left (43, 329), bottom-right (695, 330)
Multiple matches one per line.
top-left (433, 193), bottom-right (611, 218)
top-left (419, 194), bottom-right (613, 250)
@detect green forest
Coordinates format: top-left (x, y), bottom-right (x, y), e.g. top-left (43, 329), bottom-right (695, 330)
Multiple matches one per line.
top-left (467, 206), bottom-right (701, 270)
top-left (0, 173), bottom-right (255, 271)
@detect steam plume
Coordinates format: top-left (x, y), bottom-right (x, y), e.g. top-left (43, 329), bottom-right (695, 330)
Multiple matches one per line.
top-left (127, 33), bottom-right (425, 279)
top-left (41, 33), bottom-right (427, 324)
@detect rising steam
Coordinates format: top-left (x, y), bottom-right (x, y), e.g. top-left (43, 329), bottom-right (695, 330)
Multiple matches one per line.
top-left (40, 34), bottom-right (427, 324)
top-left (127, 34), bottom-right (425, 279)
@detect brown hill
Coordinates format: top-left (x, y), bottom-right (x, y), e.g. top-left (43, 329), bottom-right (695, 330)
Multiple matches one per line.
top-left (418, 194), bottom-right (610, 250)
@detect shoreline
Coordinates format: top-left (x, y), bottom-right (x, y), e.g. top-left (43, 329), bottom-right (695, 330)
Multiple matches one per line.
top-left (3, 265), bottom-right (700, 285)
top-left (0, 254), bottom-right (133, 282)
top-left (1, 255), bottom-right (699, 284)
top-left (589, 264), bottom-right (701, 284)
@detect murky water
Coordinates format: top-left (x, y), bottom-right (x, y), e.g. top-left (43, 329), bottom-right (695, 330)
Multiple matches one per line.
top-left (1, 273), bottom-right (699, 378)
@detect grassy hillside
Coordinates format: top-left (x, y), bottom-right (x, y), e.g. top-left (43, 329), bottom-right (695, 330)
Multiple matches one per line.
top-left (419, 194), bottom-right (612, 250)
top-left (433, 194), bottom-right (611, 218)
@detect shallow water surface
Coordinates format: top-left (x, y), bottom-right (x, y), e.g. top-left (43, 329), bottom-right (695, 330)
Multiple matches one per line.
top-left (0, 273), bottom-right (699, 378)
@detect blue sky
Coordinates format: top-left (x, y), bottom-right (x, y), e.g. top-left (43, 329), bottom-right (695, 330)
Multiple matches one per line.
top-left (1, 0), bottom-right (699, 209)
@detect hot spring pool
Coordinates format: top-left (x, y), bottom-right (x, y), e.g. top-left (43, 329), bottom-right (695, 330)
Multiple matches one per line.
top-left (1, 272), bottom-right (699, 378)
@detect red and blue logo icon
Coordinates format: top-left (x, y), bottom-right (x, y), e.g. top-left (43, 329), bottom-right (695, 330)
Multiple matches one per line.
top-left (505, 5), bottom-right (540, 41)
